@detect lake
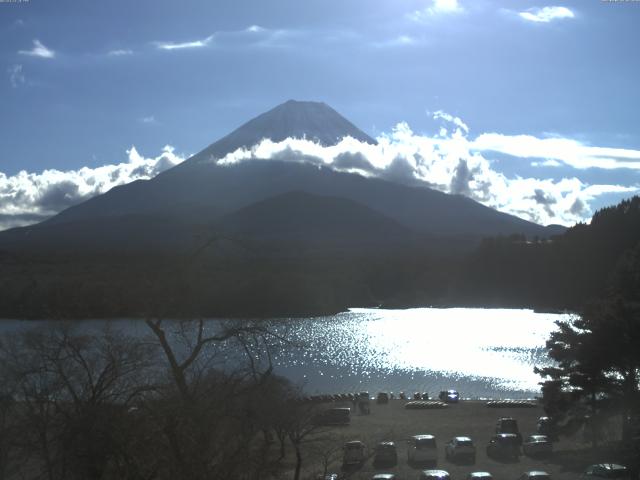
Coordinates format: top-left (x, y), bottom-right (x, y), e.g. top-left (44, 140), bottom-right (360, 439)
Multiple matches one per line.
top-left (0, 307), bottom-right (571, 399)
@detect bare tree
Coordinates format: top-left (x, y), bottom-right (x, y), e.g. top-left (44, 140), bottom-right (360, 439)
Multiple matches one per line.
top-left (0, 323), bottom-right (156, 480)
top-left (142, 317), bottom-right (292, 480)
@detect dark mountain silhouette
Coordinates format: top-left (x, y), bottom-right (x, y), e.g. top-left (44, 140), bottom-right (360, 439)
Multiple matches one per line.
top-left (214, 190), bottom-right (419, 251)
top-left (0, 100), bottom-right (562, 254)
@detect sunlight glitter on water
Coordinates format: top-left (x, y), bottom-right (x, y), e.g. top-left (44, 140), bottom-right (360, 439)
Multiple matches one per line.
top-left (274, 308), bottom-right (571, 397)
top-left (0, 307), bottom-right (572, 398)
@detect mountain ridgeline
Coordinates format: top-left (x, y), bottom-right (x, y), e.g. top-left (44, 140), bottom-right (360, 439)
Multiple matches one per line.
top-left (0, 100), bottom-right (634, 318)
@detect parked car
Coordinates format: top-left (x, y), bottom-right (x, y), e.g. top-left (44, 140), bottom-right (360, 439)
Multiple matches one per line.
top-left (313, 407), bottom-right (351, 426)
top-left (496, 417), bottom-right (522, 443)
top-left (486, 433), bottom-right (521, 460)
top-left (372, 474), bottom-right (397, 480)
top-left (357, 392), bottom-right (370, 414)
top-left (445, 436), bottom-right (476, 463)
top-left (439, 390), bottom-right (460, 403)
top-left (374, 442), bottom-right (398, 465)
top-left (536, 416), bottom-right (553, 436)
top-left (408, 434), bottom-right (438, 465)
top-left (377, 392), bottom-right (390, 404)
top-left (419, 469), bottom-right (450, 480)
top-left (343, 441), bottom-right (365, 465)
top-left (581, 464), bottom-right (632, 479)
top-left (522, 435), bottom-right (552, 457)
top-left (414, 392), bottom-right (423, 400)
top-left (518, 471), bottom-right (551, 480)
top-left (467, 472), bottom-right (493, 480)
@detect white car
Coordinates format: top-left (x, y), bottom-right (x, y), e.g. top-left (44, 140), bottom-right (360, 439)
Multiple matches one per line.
top-left (522, 435), bottom-right (553, 457)
top-left (467, 472), bottom-right (493, 480)
top-left (419, 469), bottom-right (450, 480)
top-left (445, 436), bottom-right (476, 463)
top-left (408, 435), bottom-right (438, 465)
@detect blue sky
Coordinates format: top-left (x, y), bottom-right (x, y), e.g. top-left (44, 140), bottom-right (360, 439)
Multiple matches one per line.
top-left (1, 0), bottom-right (640, 229)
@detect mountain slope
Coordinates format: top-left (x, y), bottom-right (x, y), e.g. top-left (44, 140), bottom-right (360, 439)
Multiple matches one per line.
top-left (215, 190), bottom-right (419, 250)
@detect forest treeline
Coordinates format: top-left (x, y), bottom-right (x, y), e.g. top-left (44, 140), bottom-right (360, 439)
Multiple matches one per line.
top-left (454, 196), bottom-right (640, 310)
top-left (0, 196), bottom-right (639, 318)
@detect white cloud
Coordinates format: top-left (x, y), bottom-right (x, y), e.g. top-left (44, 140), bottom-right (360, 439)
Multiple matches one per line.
top-left (215, 115), bottom-right (639, 226)
top-left (373, 35), bottom-right (417, 48)
top-left (7, 64), bottom-right (25, 88)
top-left (153, 26), bottom-right (298, 52)
top-left (2, 114), bottom-right (639, 231)
top-left (519, 6), bottom-right (574, 23)
top-left (18, 39), bottom-right (55, 59)
top-left (0, 146), bottom-right (185, 231)
top-left (409, 0), bottom-right (464, 21)
top-left (246, 25), bottom-right (265, 33)
top-left (139, 115), bottom-right (158, 124)
top-left (108, 49), bottom-right (134, 56)
top-left (472, 133), bottom-right (640, 170)
top-left (155, 35), bottom-right (214, 51)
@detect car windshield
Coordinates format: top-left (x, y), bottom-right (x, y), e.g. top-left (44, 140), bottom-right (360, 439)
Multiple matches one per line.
top-left (457, 439), bottom-right (473, 446)
top-left (500, 420), bottom-right (518, 431)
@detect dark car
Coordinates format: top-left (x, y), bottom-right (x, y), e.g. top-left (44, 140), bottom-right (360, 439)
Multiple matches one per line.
top-left (445, 436), bottom-right (476, 463)
top-left (343, 441), bottom-right (365, 466)
top-left (486, 433), bottom-right (521, 460)
top-left (536, 416), bottom-right (552, 435)
top-left (581, 464), bottom-right (632, 479)
top-left (374, 442), bottom-right (398, 465)
top-left (496, 417), bottom-right (522, 443)
top-left (522, 435), bottom-right (552, 457)
top-left (313, 407), bottom-right (350, 425)
top-left (439, 390), bottom-right (460, 403)
top-left (377, 392), bottom-right (390, 404)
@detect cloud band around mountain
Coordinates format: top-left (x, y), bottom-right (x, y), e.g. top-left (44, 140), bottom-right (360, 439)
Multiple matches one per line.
top-left (0, 146), bottom-right (184, 231)
top-left (216, 116), bottom-right (638, 226)
top-left (1, 116), bottom-right (638, 231)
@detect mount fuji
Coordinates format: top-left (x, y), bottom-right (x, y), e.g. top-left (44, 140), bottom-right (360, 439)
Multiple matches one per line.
top-left (0, 100), bottom-right (562, 254)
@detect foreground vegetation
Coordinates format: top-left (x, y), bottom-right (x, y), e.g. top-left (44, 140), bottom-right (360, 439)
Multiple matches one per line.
top-left (0, 319), bottom-right (327, 479)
